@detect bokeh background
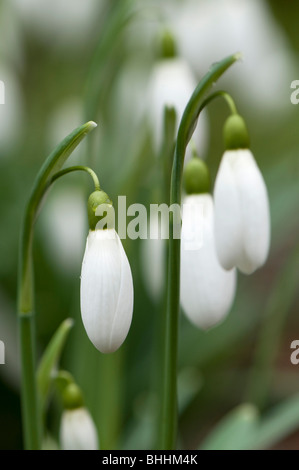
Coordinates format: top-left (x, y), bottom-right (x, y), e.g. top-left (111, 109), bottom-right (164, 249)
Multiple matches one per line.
top-left (0, 0), bottom-right (298, 450)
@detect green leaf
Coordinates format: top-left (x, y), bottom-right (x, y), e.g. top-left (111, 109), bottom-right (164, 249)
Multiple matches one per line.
top-left (248, 394), bottom-right (299, 449)
top-left (199, 395), bottom-right (299, 450)
top-left (37, 318), bottom-right (74, 415)
top-left (18, 121), bottom-right (97, 314)
top-left (178, 53), bottom-right (242, 155)
top-left (199, 403), bottom-right (259, 450)
top-left (29, 120), bottom-right (97, 219)
top-left (161, 51), bottom-right (242, 450)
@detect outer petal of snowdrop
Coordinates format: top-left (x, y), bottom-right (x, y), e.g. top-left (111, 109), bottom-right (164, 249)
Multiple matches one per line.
top-left (214, 149), bottom-right (270, 274)
top-left (60, 407), bottom-right (99, 450)
top-left (147, 57), bottom-right (208, 160)
top-left (80, 229), bottom-right (134, 354)
top-left (180, 194), bottom-right (236, 330)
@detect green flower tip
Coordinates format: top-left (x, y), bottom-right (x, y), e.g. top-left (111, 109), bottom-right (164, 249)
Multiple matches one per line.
top-left (86, 121), bottom-right (97, 130)
top-left (159, 29), bottom-right (177, 59)
top-left (87, 190), bottom-right (113, 230)
top-left (63, 318), bottom-right (74, 329)
top-left (234, 51), bottom-right (243, 62)
top-left (183, 157), bottom-right (211, 195)
top-left (62, 383), bottom-right (84, 410)
top-left (223, 114), bottom-right (250, 150)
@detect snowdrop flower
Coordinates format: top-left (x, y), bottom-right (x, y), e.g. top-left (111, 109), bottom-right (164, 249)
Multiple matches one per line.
top-left (60, 383), bottom-right (99, 450)
top-left (180, 158), bottom-right (236, 330)
top-left (146, 34), bottom-right (208, 160)
top-left (80, 190), bottom-right (134, 354)
top-left (60, 407), bottom-right (99, 450)
top-left (214, 115), bottom-right (270, 275)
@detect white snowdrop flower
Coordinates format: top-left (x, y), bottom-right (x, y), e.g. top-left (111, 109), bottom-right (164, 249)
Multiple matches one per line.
top-left (180, 193), bottom-right (236, 330)
top-left (180, 158), bottom-right (236, 330)
top-left (80, 190), bottom-right (134, 353)
top-left (60, 382), bottom-right (99, 450)
top-left (80, 228), bottom-right (134, 354)
top-left (60, 407), bottom-right (99, 450)
top-left (147, 56), bottom-right (208, 161)
top-left (213, 115), bottom-right (270, 275)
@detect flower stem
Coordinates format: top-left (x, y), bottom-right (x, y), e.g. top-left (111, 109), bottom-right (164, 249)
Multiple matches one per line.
top-left (49, 165), bottom-right (101, 191)
top-left (18, 208), bottom-right (41, 449)
top-left (198, 90), bottom-right (238, 116)
top-left (17, 122), bottom-right (96, 449)
top-left (18, 315), bottom-right (41, 449)
top-left (160, 53), bottom-right (241, 450)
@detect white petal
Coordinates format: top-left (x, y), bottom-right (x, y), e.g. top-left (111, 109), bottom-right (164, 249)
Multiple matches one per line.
top-left (214, 150), bottom-right (270, 274)
top-left (232, 149), bottom-right (270, 274)
top-left (60, 408), bottom-right (99, 450)
top-left (80, 229), bottom-right (134, 353)
top-left (180, 194), bottom-right (236, 330)
top-left (213, 152), bottom-right (244, 270)
top-left (147, 57), bottom-right (208, 159)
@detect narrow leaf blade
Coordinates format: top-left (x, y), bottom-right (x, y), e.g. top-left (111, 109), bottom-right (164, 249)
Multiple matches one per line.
top-left (37, 318), bottom-right (74, 414)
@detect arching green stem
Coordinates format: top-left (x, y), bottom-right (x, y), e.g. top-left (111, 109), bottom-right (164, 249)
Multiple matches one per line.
top-left (17, 122), bottom-right (97, 450)
top-left (160, 53), bottom-right (241, 450)
top-left (49, 165), bottom-right (101, 191)
top-left (198, 90), bottom-right (239, 115)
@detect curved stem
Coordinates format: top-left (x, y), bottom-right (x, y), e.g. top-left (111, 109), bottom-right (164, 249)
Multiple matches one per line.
top-left (160, 53), bottom-right (241, 450)
top-left (198, 90), bottom-right (238, 116)
top-left (50, 165), bottom-right (101, 191)
top-left (17, 122), bottom-right (96, 450)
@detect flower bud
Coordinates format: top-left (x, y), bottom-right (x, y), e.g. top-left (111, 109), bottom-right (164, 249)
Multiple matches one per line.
top-left (59, 383), bottom-right (99, 450)
top-left (87, 190), bottom-right (112, 230)
top-left (214, 148), bottom-right (270, 274)
top-left (60, 407), bottom-right (99, 450)
top-left (223, 114), bottom-right (250, 150)
top-left (180, 194), bottom-right (236, 329)
top-left (183, 157), bottom-right (211, 195)
top-left (146, 56), bottom-right (209, 160)
top-left (80, 228), bottom-right (134, 353)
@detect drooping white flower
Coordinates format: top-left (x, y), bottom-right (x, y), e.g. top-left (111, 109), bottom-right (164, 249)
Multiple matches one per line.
top-left (146, 57), bottom-right (208, 160)
top-left (80, 228), bottom-right (134, 354)
top-left (60, 407), bottom-right (99, 450)
top-left (180, 194), bottom-right (236, 330)
top-left (213, 149), bottom-right (270, 275)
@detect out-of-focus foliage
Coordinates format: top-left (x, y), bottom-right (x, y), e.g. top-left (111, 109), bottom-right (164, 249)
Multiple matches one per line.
top-left (0, 0), bottom-right (298, 450)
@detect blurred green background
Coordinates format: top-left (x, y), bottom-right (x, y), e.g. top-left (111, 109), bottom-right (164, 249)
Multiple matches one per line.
top-left (0, 0), bottom-right (298, 450)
